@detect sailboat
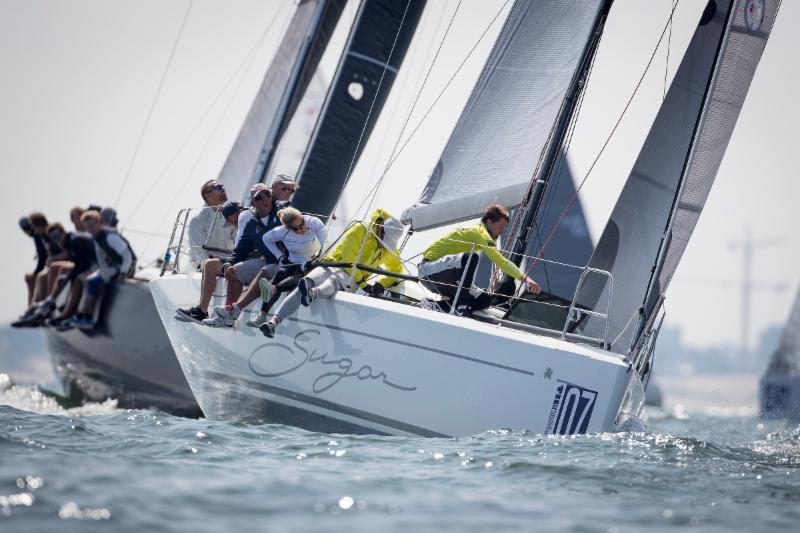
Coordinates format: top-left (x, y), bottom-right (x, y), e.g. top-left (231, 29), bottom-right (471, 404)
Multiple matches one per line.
top-left (150, 0), bottom-right (778, 436)
top-left (760, 284), bottom-right (800, 420)
top-left (42, 0), bottom-right (358, 416)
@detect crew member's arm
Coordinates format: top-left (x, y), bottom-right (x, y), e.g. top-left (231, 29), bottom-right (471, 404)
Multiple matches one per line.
top-left (262, 227), bottom-right (286, 262)
top-left (478, 242), bottom-right (541, 294)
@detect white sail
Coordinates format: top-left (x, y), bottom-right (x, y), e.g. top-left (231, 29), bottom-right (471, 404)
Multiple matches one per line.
top-left (402, 0), bottom-right (606, 231)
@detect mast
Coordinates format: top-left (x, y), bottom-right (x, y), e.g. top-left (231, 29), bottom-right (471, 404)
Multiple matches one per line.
top-left (509, 0), bottom-right (613, 267)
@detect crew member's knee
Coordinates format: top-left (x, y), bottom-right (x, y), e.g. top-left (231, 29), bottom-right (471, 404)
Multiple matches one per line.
top-left (86, 274), bottom-right (105, 296)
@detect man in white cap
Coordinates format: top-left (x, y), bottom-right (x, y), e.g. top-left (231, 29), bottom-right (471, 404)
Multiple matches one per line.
top-left (261, 208), bottom-right (404, 338)
top-left (270, 173), bottom-right (297, 204)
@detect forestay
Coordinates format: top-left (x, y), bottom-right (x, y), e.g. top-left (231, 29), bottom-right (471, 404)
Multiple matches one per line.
top-left (218, 0), bottom-right (346, 203)
top-left (402, 0), bottom-right (605, 231)
top-left (576, 0), bottom-right (779, 354)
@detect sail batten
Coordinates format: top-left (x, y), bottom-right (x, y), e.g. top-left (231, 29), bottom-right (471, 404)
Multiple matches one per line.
top-left (403, 0), bottom-right (606, 231)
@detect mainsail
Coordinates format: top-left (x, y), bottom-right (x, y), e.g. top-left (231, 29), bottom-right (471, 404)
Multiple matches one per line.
top-left (218, 0), bottom-right (346, 203)
top-left (402, 0), bottom-right (608, 232)
top-left (292, 0), bottom-right (427, 218)
top-left (765, 286), bottom-right (800, 377)
top-left (576, 0), bottom-right (780, 353)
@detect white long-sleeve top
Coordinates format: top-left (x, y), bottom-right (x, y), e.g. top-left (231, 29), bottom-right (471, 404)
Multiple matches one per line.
top-left (187, 206), bottom-right (236, 270)
top-left (262, 215), bottom-right (326, 264)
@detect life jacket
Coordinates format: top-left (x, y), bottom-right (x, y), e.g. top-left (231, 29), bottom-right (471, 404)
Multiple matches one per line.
top-left (95, 229), bottom-right (137, 277)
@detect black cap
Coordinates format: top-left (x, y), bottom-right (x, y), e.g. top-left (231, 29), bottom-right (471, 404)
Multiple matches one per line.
top-left (222, 201), bottom-right (243, 219)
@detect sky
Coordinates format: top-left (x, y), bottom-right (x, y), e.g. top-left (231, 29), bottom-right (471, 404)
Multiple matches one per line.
top-left (1, 0), bottom-right (798, 356)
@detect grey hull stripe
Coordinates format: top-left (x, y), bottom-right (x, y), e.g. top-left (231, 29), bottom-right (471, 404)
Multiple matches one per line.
top-left (347, 51), bottom-right (398, 73)
top-left (290, 317), bottom-right (537, 377)
top-left (204, 370), bottom-right (450, 438)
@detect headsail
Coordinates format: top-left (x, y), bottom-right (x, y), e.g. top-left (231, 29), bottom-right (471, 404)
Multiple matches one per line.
top-left (576, 0), bottom-right (780, 353)
top-left (218, 0), bottom-right (346, 203)
top-left (402, 0), bottom-right (607, 232)
top-left (292, 0), bottom-right (427, 218)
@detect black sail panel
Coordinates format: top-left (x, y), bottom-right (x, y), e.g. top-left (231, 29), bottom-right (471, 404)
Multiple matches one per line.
top-left (292, 0), bottom-right (427, 218)
top-left (219, 0), bottom-right (346, 203)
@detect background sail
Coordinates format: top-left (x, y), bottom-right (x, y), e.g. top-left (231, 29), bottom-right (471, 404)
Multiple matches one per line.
top-left (577, 0), bottom-right (779, 353)
top-left (519, 153), bottom-right (594, 301)
top-left (292, 0), bottom-right (427, 218)
top-left (402, 0), bottom-right (605, 232)
top-left (765, 285), bottom-right (800, 376)
top-left (218, 0), bottom-right (346, 203)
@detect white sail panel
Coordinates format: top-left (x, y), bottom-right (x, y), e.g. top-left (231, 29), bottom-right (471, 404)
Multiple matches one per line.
top-left (403, 0), bottom-right (605, 231)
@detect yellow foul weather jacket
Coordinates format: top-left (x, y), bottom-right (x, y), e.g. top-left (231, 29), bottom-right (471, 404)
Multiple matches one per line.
top-left (422, 223), bottom-right (525, 280)
top-left (323, 208), bottom-right (403, 289)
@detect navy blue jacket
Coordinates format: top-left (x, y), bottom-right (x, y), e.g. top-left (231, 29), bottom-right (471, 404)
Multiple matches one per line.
top-left (224, 200), bottom-right (289, 267)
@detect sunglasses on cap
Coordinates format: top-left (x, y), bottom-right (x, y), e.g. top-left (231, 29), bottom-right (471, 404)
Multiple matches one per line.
top-left (253, 192), bottom-right (272, 202)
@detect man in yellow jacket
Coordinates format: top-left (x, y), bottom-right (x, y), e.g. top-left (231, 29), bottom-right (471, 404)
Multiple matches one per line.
top-left (261, 208), bottom-right (404, 338)
top-left (418, 204), bottom-right (541, 314)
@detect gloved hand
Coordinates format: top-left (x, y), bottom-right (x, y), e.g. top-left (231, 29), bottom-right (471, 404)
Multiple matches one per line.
top-left (364, 284), bottom-right (385, 297)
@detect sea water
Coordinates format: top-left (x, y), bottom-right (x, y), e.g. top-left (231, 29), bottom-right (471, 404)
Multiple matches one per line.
top-left (1, 375), bottom-right (799, 532)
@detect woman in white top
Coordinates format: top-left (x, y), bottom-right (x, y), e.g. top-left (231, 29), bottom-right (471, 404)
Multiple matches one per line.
top-left (253, 207), bottom-right (326, 324)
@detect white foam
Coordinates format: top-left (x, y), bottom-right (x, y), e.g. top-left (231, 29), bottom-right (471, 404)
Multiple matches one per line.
top-left (0, 373), bottom-right (121, 417)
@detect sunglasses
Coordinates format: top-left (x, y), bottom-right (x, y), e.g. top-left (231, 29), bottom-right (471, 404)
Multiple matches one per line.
top-left (289, 220), bottom-right (306, 231)
top-left (253, 192), bottom-right (272, 202)
top-left (278, 185), bottom-right (295, 193)
top-left (204, 183), bottom-right (225, 194)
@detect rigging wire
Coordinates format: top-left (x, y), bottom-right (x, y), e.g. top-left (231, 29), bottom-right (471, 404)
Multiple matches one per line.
top-left (349, 0), bottom-right (512, 220)
top-left (125, 0), bottom-right (292, 225)
top-left (327, 0), bottom-right (414, 227)
top-left (522, 0), bottom-right (682, 280)
top-left (356, 0), bottom-right (464, 221)
top-left (112, 0), bottom-right (194, 211)
top-left (663, 0), bottom-right (677, 100)
top-left (137, 4), bottom-right (293, 260)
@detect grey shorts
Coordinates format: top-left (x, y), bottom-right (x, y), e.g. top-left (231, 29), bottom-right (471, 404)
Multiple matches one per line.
top-left (232, 258), bottom-right (266, 284)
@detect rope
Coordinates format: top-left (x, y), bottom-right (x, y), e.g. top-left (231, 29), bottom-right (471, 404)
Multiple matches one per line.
top-left (523, 0), bottom-right (682, 280)
top-left (349, 0), bottom-right (512, 220)
top-left (137, 4), bottom-right (292, 260)
top-left (125, 0), bottom-right (291, 225)
top-left (113, 0), bottom-right (194, 210)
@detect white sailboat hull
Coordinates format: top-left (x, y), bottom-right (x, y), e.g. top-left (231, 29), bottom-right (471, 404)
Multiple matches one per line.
top-left (150, 274), bottom-right (633, 437)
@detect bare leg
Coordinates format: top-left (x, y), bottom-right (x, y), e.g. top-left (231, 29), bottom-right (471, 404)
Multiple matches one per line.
top-left (198, 259), bottom-right (222, 312)
top-left (61, 278), bottom-right (83, 318)
top-left (25, 273), bottom-right (35, 306)
top-left (234, 270), bottom-right (265, 311)
top-left (32, 268), bottom-right (49, 304)
top-left (226, 278), bottom-right (243, 306)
